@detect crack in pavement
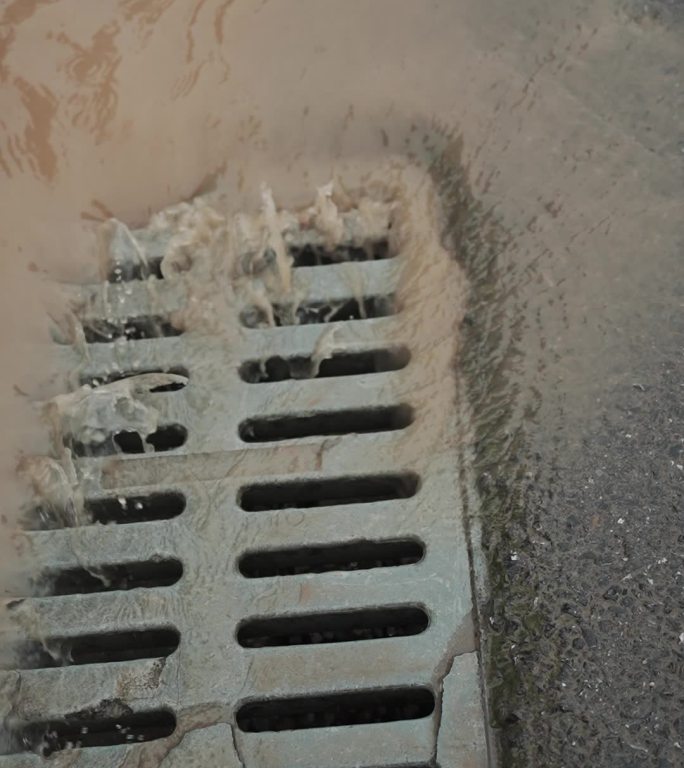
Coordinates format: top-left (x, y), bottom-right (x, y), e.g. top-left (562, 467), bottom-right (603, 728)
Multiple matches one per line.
top-left (229, 722), bottom-right (246, 768)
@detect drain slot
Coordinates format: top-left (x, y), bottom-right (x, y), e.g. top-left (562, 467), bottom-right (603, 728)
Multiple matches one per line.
top-left (25, 491), bottom-right (186, 530)
top-left (239, 472), bottom-right (420, 511)
top-left (236, 686), bottom-right (435, 732)
top-left (239, 405), bottom-right (413, 442)
top-left (80, 317), bottom-right (181, 344)
top-left (240, 347), bottom-right (410, 383)
top-left (45, 558), bottom-right (183, 595)
top-left (290, 240), bottom-right (390, 267)
top-left (238, 538), bottom-right (424, 578)
top-left (70, 425), bottom-right (187, 456)
top-left (116, 425), bottom-right (187, 453)
top-left (237, 606), bottom-right (429, 648)
top-left (241, 296), bottom-right (395, 328)
top-left (17, 628), bottom-right (180, 669)
top-left (85, 492), bottom-right (186, 525)
top-left (83, 366), bottom-right (189, 391)
top-left (109, 257), bottom-right (164, 282)
top-left (7, 709), bottom-right (176, 756)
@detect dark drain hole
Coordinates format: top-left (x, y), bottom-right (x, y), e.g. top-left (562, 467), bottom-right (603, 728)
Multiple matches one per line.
top-left (118, 425), bottom-right (187, 453)
top-left (81, 317), bottom-right (181, 344)
top-left (239, 538), bottom-right (424, 578)
top-left (236, 686), bottom-right (435, 732)
top-left (237, 606), bottom-right (429, 648)
top-left (87, 492), bottom-right (186, 524)
top-left (82, 366), bottom-right (189, 391)
top-left (25, 491), bottom-right (186, 530)
top-left (290, 239), bottom-right (390, 267)
top-left (239, 405), bottom-right (413, 442)
top-left (109, 256), bottom-right (164, 282)
top-left (46, 558), bottom-right (183, 595)
top-left (240, 296), bottom-right (395, 328)
top-left (9, 709), bottom-right (176, 756)
top-left (239, 347), bottom-right (410, 383)
top-left (239, 472), bottom-right (420, 511)
top-left (17, 628), bottom-right (180, 669)
top-left (70, 425), bottom-right (187, 456)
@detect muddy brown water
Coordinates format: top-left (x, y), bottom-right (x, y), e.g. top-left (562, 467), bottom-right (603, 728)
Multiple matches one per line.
top-left (1, 1), bottom-right (682, 765)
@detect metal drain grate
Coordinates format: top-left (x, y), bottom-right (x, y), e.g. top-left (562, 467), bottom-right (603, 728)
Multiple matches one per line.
top-left (0, 179), bottom-right (489, 766)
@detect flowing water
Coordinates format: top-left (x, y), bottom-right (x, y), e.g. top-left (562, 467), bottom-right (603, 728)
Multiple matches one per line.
top-left (1, 1), bottom-right (682, 765)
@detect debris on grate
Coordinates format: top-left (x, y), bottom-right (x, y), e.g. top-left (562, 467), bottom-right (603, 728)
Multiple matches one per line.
top-left (2, 168), bottom-right (488, 766)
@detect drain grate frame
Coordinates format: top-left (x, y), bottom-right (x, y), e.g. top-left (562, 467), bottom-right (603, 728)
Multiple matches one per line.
top-left (1, 176), bottom-right (489, 767)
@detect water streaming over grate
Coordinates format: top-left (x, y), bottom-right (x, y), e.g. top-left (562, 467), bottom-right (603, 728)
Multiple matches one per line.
top-left (0, 173), bottom-right (489, 766)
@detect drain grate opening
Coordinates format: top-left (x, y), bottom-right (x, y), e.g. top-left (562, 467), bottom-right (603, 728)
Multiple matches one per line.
top-left (239, 472), bottom-right (420, 511)
top-left (239, 347), bottom-right (411, 383)
top-left (7, 708), bottom-right (176, 756)
top-left (236, 686), bottom-right (435, 732)
top-left (16, 628), bottom-right (180, 669)
top-left (290, 239), bottom-right (390, 268)
top-left (109, 257), bottom-right (164, 282)
top-left (45, 558), bottom-right (183, 595)
top-left (85, 492), bottom-right (186, 525)
top-left (238, 538), bottom-right (424, 578)
top-left (70, 425), bottom-right (187, 456)
top-left (79, 317), bottom-right (181, 344)
top-left (82, 366), bottom-right (189, 391)
top-left (141, 425), bottom-right (187, 452)
top-left (239, 404), bottom-right (413, 442)
top-left (24, 491), bottom-right (186, 530)
top-left (240, 296), bottom-right (395, 328)
top-left (237, 606), bottom-right (429, 648)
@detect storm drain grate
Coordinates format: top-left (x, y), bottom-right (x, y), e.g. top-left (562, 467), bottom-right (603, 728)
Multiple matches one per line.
top-left (0, 176), bottom-right (489, 766)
